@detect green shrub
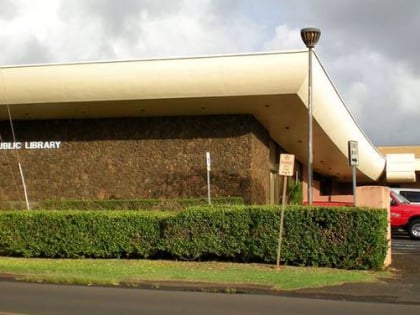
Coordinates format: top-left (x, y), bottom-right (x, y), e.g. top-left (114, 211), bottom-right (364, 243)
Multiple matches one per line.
top-left (3, 197), bottom-right (244, 211)
top-left (161, 206), bottom-right (250, 260)
top-left (0, 205), bottom-right (388, 269)
top-left (287, 179), bottom-right (303, 204)
top-left (0, 211), bottom-right (166, 258)
top-left (279, 206), bottom-right (389, 269)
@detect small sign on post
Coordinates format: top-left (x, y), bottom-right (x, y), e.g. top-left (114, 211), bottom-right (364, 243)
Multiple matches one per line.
top-left (279, 154), bottom-right (295, 176)
top-left (276, 153), bottom-right (295, 269)
top-left (206, 152), bottom-right (211, 171)
top-left (348, 140), bottom-right (359, 166)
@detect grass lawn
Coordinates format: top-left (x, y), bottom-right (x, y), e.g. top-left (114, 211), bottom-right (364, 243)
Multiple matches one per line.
top-left (0, 257), bottom-right (391, 291)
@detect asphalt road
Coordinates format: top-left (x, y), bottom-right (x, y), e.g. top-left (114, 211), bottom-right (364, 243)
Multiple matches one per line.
top-left (1, 281), bottom-right (420, 315)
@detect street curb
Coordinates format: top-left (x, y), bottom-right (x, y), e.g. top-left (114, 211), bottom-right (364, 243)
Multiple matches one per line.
top-left (2, 273), bottom-right (420, 305)
top-left (120, 279), bottom-right (276, 294)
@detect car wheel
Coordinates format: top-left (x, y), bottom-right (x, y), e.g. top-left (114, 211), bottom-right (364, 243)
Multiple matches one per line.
top-left (408, 219), bottom-right (420, 240)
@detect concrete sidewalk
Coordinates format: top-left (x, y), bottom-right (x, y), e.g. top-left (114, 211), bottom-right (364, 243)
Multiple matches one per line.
top-left (287, 253), bottom-right (420, 305)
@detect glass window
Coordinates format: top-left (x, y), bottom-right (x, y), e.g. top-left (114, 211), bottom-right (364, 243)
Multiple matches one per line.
top-left (401, 191), bottom-right (420, 202)
top-left (393, 192), bottom-right (411, 204)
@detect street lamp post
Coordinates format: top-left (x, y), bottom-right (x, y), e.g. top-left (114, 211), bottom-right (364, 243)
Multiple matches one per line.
top-left (301, 27), bottom-right (321, 206)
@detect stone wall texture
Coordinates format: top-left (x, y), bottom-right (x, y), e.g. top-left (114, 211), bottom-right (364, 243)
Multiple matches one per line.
top-left (0, 115), bottom-right (271, 204)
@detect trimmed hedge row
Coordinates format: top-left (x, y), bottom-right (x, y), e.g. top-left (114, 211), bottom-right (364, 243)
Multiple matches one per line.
top-left (0, 211), bottom-right (168, 258)
top-left (0, 197), bottom-right (244, 211)
top-left (0, 205), bottom-right (389, 270)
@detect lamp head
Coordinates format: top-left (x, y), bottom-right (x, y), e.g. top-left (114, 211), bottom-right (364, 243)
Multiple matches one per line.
top-left (301, 28), bottom-right (321, 48)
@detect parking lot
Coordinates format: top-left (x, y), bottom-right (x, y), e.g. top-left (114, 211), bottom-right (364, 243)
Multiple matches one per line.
top-left (296, 234), bottom-right (420, 304)
top-left (391, 232), bottom-right (420, 278)
top-left (392, 236), bottom-right (420, 255)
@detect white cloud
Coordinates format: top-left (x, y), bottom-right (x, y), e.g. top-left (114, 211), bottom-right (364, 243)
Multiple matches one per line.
top-left (128, 8), bottom-right (261, 58)
top-left (3, 1), bottom-right (60, 39)
top-left (0, 0), bottom-right (264, 64)
top-left (263, 25), bottom-right (302, 51)
top-left (0, 1), bottom-right (61, 64)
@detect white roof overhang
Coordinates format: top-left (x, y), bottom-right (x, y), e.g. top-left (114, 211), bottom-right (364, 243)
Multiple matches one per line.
top-left (386, 153), bottom-right (416, 183)
top-left (0, 51), bottom-right (386, 182)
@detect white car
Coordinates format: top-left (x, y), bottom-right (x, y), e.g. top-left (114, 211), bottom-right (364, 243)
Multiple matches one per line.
top-left (391, 188), bottom-right (420, 205)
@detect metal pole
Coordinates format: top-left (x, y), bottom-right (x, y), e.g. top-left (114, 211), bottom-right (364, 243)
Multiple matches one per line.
top-left (352, 165), bottom-right (357, 206)
top-left (348, 140), bottom-right (358, 206)
top-left (307, 48), bottom-right (313, 206)
top-left (276, 175), bottom-right (288, 269)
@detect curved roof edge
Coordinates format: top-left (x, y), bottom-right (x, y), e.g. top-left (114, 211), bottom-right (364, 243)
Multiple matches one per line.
top-left (0, 50), bottom-right (308, 105)
top-left (297, 51), bottom-right (385, 181)
top-left (0, 51), bottom-right (386, 182)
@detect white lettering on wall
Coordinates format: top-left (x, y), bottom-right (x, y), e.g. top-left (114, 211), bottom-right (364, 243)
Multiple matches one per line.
top-left (0, 141), bottom-right (61, 150)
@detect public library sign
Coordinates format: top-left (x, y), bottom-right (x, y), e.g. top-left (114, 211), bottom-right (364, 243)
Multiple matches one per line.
top-left (0, 141), bottom-right (61, 150)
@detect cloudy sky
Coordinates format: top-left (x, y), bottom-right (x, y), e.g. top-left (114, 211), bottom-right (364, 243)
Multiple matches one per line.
top-left (0, 0), bottom-right (418, 146)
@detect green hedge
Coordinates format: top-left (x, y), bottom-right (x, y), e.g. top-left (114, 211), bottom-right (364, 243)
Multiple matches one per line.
top-left (0, 205), bottom-right (389, 269)
top-left (245, 206), bottom-right (389, 269)
top-left (0, 211), bottom-right (168, 258)
top-left (0, 197), bottom-right (244, 211)
top-left (162, 207), bottom-right (251, 260)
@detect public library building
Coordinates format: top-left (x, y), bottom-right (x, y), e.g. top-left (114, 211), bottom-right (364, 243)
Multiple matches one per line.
top-left (0, 51), bottom-right (409, 205)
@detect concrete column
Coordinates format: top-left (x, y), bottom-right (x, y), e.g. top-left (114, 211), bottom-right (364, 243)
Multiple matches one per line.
top-left (356, 186), bottom-right (391, 267)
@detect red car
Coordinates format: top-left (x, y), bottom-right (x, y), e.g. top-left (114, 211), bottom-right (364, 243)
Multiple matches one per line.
top-left (391, 190), bottom-right (420, 240)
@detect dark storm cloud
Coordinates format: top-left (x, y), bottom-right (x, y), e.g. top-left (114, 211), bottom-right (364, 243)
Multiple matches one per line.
top-left (276, 0), bottom-right (420, 73)
top-left (362, 105), bottom-right (419, 146)
top-left (313, 0), bottom-right (420, 73)
top-left (264, 0), bottom-right (420, 145)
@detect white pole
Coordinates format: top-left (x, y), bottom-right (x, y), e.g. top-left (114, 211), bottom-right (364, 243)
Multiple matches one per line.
top-left (206, 152), bottom-right (211, 205)
top-left (18, 162), bottom-right (30, 210)
top-left (276, 175), bottom-right (288, 269)
top-left (7, 105), bottom-right (31, 210)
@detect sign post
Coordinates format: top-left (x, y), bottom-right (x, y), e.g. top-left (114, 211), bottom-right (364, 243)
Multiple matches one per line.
top-left (206, 152), bottom-right (211, 205)
top-left (276, 154), bottom-right (295, 269)
top-left (348, 141), bottom-right (359, 206)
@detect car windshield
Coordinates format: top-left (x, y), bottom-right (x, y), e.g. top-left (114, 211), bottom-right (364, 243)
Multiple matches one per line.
top-left (393, 191), bottom-right (411, 204)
